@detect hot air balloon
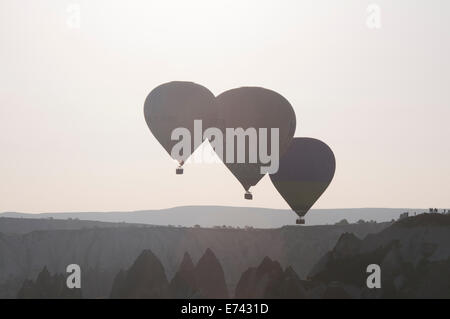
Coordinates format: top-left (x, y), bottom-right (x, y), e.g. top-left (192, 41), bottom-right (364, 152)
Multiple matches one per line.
top-left (270, 137), bottom-right (336, 224)
top-left (144, 81), bottom-right (216, 174)
top-left (216, 87), bottom-right (296, 199)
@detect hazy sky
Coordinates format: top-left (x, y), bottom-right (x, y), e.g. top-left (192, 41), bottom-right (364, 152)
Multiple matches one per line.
top-left (1, 0), bottom-right (449, 213)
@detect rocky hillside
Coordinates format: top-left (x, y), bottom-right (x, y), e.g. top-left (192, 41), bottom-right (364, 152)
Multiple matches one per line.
top-left (169, 249), bottom-right (228, 298)
top-left (235, 256), bottom-right (306, 299)
top-left (110, 248), bottom-right (228, 298)
top-left (110, 250), bottom-right (170, 298)
top-left (193, 248), bottom-right (229, 298)
top-left (8, 213), bottom-right (449, 299)
top-left (169, 252), bottom-right (198, 298)
top-left (0, 221), bottom-right (388, 298)
top-left (308, 214), bottom-right (450, 298)
top-left (17, 266), bottom-right (81, 299)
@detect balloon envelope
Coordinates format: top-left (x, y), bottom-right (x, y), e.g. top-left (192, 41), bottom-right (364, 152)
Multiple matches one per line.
top-left (144, 81), bottom-right (216, 166)
top-left (270, 137), bottom-right (336, 217)
top-left (216, 87), bottom-right (296, 192)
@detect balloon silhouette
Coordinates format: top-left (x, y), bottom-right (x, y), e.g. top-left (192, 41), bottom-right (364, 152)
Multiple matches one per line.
top-left (270, 137), bottom-right (336, 224)
top-left (144, 82), bottom-right (216, 174)
top-left (216, 87), bottom-right (296, 199)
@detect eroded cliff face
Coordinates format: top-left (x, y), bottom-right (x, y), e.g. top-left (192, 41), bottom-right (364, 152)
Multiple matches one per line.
top-left (0, 221), bottom-right (388, 298)
top-left (235, 256), bottom-right (307, 299)
top-left (17, 266), bottom-right (82, 299)
top-left (110, 249), bottom-right (170, 299)
top-left (169, 252), bottom-right (198, 298)
top-left (193, 248), bottom-right (229, 298)
top-left (308, 214), bottom-right (450, 298)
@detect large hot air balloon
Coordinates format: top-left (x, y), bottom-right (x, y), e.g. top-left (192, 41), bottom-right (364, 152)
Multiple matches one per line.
top-left (216, 87), bottom-right (296, 199)
top-left (270, 137), bottom-right (336, 224)
top-left (144, 81), bottom-right (216, 174)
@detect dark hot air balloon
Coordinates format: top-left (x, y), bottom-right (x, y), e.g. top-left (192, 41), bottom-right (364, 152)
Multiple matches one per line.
top-left (144, 82), bottom-right (216, 174)
top-left (270, 137), bottom-right (336, 224)
top-left (216, 87), bottom-right (296, 200)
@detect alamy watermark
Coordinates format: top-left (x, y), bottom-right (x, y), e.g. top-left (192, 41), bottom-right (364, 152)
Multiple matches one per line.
top-left (366, 264), bottom-right (381, 289)
top-left (66, 3), bottom-right (81, 29)
top-left (171, 120), bottom-right (280, 174)
top-left (366, 3), bottom-right (382, 29)
top-left (66, 264), bottom-right (81, 289)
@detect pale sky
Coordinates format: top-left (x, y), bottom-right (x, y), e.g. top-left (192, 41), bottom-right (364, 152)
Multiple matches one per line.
top-left (0, 0), bottom-right (449, 213)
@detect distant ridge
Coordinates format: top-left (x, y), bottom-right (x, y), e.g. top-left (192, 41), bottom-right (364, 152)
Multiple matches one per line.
top-left (0, 206), bottom-right (424, 228)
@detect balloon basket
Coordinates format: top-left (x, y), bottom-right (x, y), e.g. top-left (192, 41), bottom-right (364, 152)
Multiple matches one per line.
top-left (244, 192), bottom-right (253, 200)
top-left (296, 218), bottom-right (305, 225)
top-left (176, 167), bottom-right (184, 175)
